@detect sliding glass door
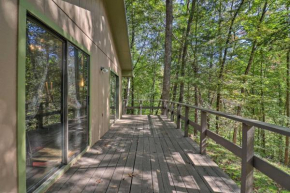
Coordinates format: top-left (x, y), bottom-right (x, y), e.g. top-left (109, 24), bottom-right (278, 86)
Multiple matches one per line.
top-left (25, 17), bottom-right (89, 192)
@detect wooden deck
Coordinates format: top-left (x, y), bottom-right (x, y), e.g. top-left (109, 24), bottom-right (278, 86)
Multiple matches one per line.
top-left (47, 115), bottom-right (239, 193)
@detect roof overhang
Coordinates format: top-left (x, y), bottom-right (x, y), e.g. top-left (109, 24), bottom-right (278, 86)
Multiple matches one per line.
top-left (104, 0), bottom-right (133, 77)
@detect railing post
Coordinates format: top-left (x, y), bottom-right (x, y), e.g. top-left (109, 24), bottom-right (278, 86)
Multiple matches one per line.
top-left (139, 100), bottom-right (143, 115)
top-left (177, 104), bottom-right (181, 129)
top-left (241, 123), bottom-right (254, 193)
top-left (200, 111), bottom-right (207, 155)
top-left (184, 106), bottom-right (189, 137)
top-left (171, 102), bottom-right (174, 122)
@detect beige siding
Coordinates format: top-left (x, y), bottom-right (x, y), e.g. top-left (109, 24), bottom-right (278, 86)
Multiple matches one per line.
top-left (0, 0), bottom-right (18, 192)
top-left (28, 0), bottom-right (123, 144)
top-left (0, 0), bottom-right (124, 192)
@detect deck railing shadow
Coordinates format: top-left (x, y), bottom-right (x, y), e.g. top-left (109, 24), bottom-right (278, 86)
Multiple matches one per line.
top-left (122, 99), bottom-right (290, 192)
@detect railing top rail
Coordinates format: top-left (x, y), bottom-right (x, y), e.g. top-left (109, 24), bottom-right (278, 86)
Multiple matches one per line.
top-left (168, 101), bottom-right (290, 137)
top-left (123, 99), bottom-right (290, 137)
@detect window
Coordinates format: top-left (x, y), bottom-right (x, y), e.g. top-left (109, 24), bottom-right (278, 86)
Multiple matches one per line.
top-left (110, 72), bottom-right (119, 124)
top-left (25, 17), bottom-right (90, 192)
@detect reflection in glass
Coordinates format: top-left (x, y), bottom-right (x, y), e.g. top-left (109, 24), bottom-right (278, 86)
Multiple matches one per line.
top-left (25, 19), bottom-right (63, 191)
top-left (67, 43), bottom-right (89, 160)
top-left (110, 72), bottom-right (118, 124)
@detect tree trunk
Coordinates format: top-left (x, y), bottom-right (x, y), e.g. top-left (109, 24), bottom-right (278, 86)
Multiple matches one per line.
top-left (151, 62), bottom-right (157, 114)
top-left (130, 0), bottom-right (135, 51)
top-left (124, 77), bottom-right (131, 114)
top-left (215, 0), bottom-right (223, 134)
top-left (179, 0), bottom-right (196, 103)
top-left (161, 0), bottom-right (173, 113)
top-left (285, 5), bottom-right (290, 166)
top-left (172, 68), bottom-right (180, 102)
top-left (208, 48), bottom-right (214, 106)
top-left (131, 76), bottom-right (135, 114)
top-left (193, 2), bottom-right (199, 136)
top-left (260, 58), bottom-right (266, 155)
top-left (129, 0), bottom-right (135, 115)
top-left (172, 43), bottom-right (183, 101)
top-left (285, 49), bottom-right (290, 165)
top-left (278, 83), bottom-right (283, 162)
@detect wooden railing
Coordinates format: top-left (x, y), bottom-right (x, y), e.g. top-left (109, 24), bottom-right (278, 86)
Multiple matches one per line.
top-left (122, 99), bottom-right (290, 192)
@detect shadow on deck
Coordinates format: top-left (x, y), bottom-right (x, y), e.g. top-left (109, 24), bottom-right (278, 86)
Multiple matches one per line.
top-left (47, 115), bottom-right (239, 193)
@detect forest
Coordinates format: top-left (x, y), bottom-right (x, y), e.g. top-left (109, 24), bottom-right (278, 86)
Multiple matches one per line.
top-left (123, 0), bottom-right (290, 192)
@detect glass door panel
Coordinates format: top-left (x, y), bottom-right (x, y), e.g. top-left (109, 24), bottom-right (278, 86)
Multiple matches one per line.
top-left (25, 19), bottom-right (63, 191)
top-left (67, 43), bottom-right (89, 160)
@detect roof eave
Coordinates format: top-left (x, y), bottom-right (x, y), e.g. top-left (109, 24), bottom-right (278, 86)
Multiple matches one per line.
top-left (103, 0), bottom-right (133, 77)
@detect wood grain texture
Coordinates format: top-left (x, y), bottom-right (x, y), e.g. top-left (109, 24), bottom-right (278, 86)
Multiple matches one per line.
top-left (47, 115), bottom-right (239, 193)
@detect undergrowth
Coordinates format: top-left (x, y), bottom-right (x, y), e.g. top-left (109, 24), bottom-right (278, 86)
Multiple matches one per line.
top-left (196, 138), bottom-right (290, 193)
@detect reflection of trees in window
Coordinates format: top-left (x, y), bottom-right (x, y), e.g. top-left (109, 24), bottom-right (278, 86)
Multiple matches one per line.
top-left (67, 44), bottom-right (89, 121)
top-left (26, 20), bottom-right (63, 131)
top-left (25, 19), bottom-right (64, 192)
top-left (110, 72), bottom-right (117, 124)
top-left (25, 18), bottom-right (90, 192)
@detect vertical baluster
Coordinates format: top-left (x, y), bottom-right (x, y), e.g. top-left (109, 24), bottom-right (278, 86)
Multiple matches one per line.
top-left (177, 104), bottom-right (181, 129)
top-left (200, 111), bottom-right (207, 155)
top-left (241, 123), bottom-right (254, 193)
top-left (184, 106), bottom-right (189, 137)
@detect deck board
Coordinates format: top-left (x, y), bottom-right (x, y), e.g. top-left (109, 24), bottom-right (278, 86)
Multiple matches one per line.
top-left (47, 115), bottom-right (240, 193)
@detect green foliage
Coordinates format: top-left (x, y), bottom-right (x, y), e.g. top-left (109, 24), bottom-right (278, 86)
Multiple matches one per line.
top-left (125, 0), bottom-right (290, 190)
top-left (206, 139), bottom-right (290, 193)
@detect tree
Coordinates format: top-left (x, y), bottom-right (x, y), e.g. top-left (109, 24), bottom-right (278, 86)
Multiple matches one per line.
top-left (161, 0), bottom-right (173, 112)
top-left (285, 49), bottom-right (290, 165)
top-left (125, 1), bottom-right (290, 185)
top-left (216, 0), bottom-right (245, 134)
top-left (233, 0), bottom-right (268, 144)
top-left (179, 0), bottom-right (196, 103)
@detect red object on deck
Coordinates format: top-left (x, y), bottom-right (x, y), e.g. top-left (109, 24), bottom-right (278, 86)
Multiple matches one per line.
top-left (32, 162), bottom-right (47, 167)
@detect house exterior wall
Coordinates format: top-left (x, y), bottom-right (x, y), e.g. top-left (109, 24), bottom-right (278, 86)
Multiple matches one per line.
top-left (0, 0), bottom-right (124, 192)
top-left (0, 0), bottom-right (19, 192)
